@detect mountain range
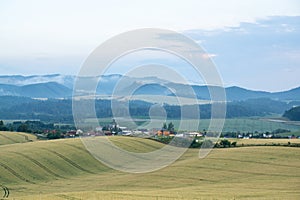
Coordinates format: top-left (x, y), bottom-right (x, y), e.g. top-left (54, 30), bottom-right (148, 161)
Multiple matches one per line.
top-left (0, 74), bottom-right (299, 101)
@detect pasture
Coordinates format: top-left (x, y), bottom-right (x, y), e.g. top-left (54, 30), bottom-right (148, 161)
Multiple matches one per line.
top-left (0, 135), bottom-right (299, 199)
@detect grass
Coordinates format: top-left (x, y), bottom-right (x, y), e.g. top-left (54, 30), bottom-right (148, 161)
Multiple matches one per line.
top-left (279, 130), bottom-right (300, 137)
top-left (0, 135), bottom-right (299, 199)
top-left (0, 131), bottom-right (37, 145)
top-left (229, 138), bottom-right (300, 145)
top-left (94, 117), bottom-right (300, 133)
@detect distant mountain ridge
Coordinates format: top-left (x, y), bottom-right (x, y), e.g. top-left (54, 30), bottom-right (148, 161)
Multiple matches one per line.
top-left (0, 74), bottom-right (299, 101)
top-left (0, 74), bottom-right (74, 88)
top-left (0, 82), bottom-right (72, 98)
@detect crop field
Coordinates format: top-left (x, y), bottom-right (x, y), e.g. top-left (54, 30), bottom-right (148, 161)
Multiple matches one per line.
top-left (0, 131), bottom-right (37, 145)
top-left (230, 138), bottom-right (300, 145)
top-left (0, 133), bottom-right (299, 199)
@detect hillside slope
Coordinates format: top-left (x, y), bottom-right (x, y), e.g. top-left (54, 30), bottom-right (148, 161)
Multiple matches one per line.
top-left (0, 137), bottom-right (299, 199)
top-left (0, 131), bottom-right (37, 145)
top-left (284, 106), bottom-right (300, 121)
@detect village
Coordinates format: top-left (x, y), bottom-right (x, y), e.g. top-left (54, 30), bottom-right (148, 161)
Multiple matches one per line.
top-left (77, 119), bottom-right (202, 138)
top-left (1, 119), bottom-right (298, 141)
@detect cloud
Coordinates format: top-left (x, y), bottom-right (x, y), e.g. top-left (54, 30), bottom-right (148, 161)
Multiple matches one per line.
top-left (201, 53), bottom-right (218, 59)
top-left (184, 16), bottom-right (300, 92)
top-left (0, 0), bottom-right (299, 92)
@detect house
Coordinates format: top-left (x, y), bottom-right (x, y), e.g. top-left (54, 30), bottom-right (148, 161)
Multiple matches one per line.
top-left (104, 130), bottom-right (112, 136)
top-left (185, 132), bottom-right (202, 137)
top-left (66, 130), bottom-right (77, 137)
top-left (157, 130), bottom-right (170, 136)
top-left (121, 130), bottom-right (132, 136)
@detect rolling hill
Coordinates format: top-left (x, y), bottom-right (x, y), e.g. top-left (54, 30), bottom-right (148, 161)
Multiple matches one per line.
top-left (0, 131), bottom-right (37, 145)
top-left (0, 136), bottom-right (299, 199)
top-left (283, 106), bottom-right (300, 121)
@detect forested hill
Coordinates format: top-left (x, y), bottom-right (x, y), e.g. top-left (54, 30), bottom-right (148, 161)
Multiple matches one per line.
top-left (283, 106), bottom-right (300, 121)
top-left (0, 96), bottom-right (299, 123)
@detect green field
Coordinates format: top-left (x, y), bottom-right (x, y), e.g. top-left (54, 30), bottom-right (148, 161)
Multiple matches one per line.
top-left (92, 117), bottom-right (300, 134)
top-left (0, 133), bottom-right (299, 199)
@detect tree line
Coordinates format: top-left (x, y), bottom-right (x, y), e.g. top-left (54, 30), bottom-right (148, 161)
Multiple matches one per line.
top-left (0, 96), bottom-right (298, 123)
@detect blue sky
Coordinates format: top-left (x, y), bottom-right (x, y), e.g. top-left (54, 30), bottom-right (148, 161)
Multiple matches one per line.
top-left (0, 0), bottom-right (299, 91)
top-left (185, 16), bottom-right (300, 91)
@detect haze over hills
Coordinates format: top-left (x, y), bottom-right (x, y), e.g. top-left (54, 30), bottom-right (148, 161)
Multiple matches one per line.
top-left (0, 82), bottom-right (71, 98)
top-left (0, 74), bottom-right (299, 101)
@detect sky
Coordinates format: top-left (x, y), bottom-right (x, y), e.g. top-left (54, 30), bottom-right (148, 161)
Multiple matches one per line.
top-left (0, 0), bottom-right (300, 92)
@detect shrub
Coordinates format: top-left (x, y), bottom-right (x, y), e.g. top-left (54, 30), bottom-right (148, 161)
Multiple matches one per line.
top-left (231, 141), bottom-right (237, 147)
top-left (219, 139), bottom-right (231, 148)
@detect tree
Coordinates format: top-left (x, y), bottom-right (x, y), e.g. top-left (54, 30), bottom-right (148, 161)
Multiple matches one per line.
top-left (219, 139), bottom-right (231, 148)
top-left (47, 132), bottom-right (62, 139)
top-left (231, 141), bottom-right (237, 147)
top-left (102, 126), bottom-right (109, 131)
top-left (167, 122), bottom-right (174, 131)
top-left (283, 106), bottom-right (300, 121)
top-left (17, 123), bottom-right (28, 132)
top-left (162, 122), bottom-right (167, 130)
top-left (0, 120), bottom-right (8, 131)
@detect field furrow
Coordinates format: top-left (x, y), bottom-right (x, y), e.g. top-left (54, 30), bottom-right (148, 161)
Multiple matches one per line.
top-left (0, 162), bottom-right (33, 183)
top-left (42, 148), bottom-right (94, 174)
top-left (10, 152), bottom-right (65, 179)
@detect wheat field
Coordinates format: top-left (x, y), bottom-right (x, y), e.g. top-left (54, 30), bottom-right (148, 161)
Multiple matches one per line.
top-left (0, 132), bottom-right (299, 199)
